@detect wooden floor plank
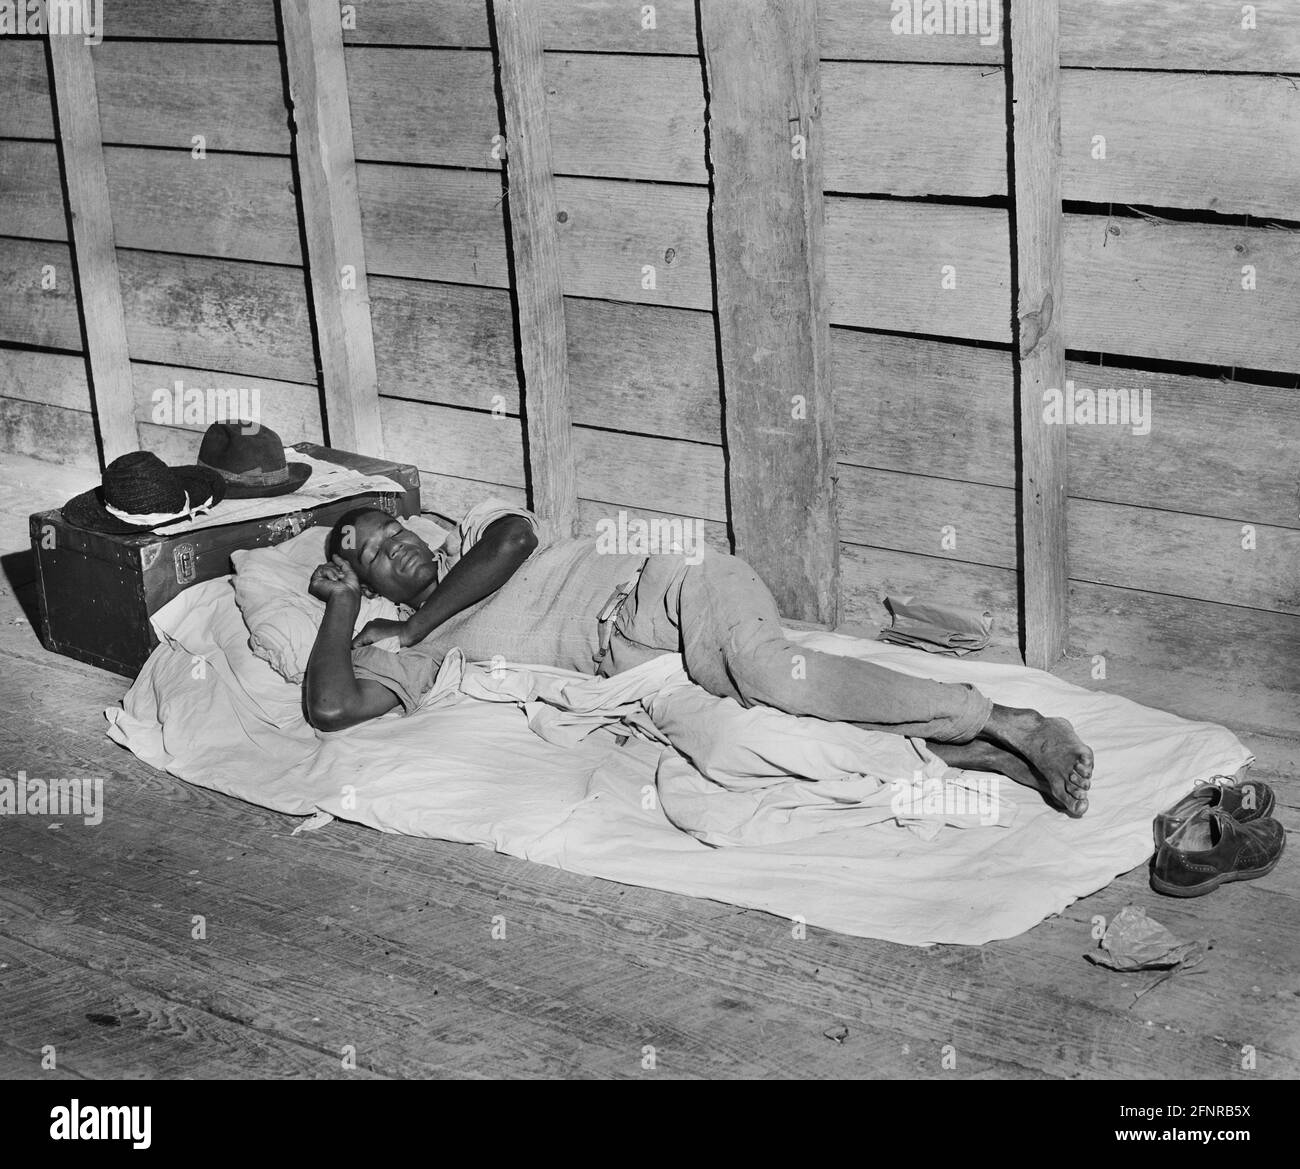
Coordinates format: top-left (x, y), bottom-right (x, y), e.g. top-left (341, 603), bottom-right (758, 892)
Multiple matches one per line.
top-left (0, 935), bottom-right (384, 1080)
top-left (7, 670), bottom-right (1296, 1078)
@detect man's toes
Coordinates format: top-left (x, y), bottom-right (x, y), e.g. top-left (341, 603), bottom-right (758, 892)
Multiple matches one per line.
top-left (1057, 795), bottom-right (1081, 817)
top-left (1058, 784), bottom-right (1088, 815)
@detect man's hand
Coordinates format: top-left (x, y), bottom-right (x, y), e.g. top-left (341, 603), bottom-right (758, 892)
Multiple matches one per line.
top-left (304, 553), bottom-right (401, 732)
top-left (309, 555), bottom-right (363, 604)
top-left (352, 617), bottom-right (405, 649)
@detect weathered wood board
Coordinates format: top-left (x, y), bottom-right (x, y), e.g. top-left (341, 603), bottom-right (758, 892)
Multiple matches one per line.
top-left (0, 141), bottom-right (303, 264)
top-left (380, 398), bottom-right (725, 524)
top-left (0, 239), bottom-right (82, 349)
top-left (839, 462), bottom-right (1300, 615)
top-left (90, 42), bottom-right (290, 154)
top-left (701, 0), bottom-right (838, 623)
top-left (115, 250), bottom-right (317, 385)
top-left (1062, 71), bottom-right (1300, 221)
top-left (493, 0), bottom-right (579, 538)
top-left (0, 39), bottom-right (55, 137)
top-left (0, 349), bottom-right (90, 411)
top-left (0, 139), bottom-right (67, 241)
top-left (1064, 216), bottom-right (1300, 373)
top-left (338, 0), bottom-right (1300, 74)
top-left (825, 200), bottom-right (1012, 340)
top-left (49, 31), bottom-right (137, 463)
top-left (833, 332), bottom-right (1015, 487)
top-left (1009, 0), bottom-right (1069, 667)
top-left (0, 397), bottom-right (98, 467)
top-left (281, 0), bottom-right (383, 455)
top-left (130, 362), bottom-right (324, 445)
top-left (347, 48), bottom-right (707, 183)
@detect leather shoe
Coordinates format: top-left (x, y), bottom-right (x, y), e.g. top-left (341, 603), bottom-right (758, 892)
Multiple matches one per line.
top-left (1152, 779), bottom-right (1274, 850)
top-left (1151, 808), bottom-right (1285, 897)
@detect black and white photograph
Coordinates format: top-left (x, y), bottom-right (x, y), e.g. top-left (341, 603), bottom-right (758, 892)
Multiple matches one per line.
top-left (0, 0), bottom-right (1295, 1118)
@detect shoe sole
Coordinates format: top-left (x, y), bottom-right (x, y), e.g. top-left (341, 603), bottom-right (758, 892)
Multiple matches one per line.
top-left (1151, 844), bottom-right (1285, 898)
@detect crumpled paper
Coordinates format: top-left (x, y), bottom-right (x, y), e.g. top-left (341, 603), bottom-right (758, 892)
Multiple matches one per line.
top-left (878, 595), bottom-right (992, 656)
top-left (1084, 905), bottom-right (1207, 972)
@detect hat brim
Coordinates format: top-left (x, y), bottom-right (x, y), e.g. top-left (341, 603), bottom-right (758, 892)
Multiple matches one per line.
top-left (61, 488), bottom-right (164, 537)
top-left (218, 462), bottom-right (312, 499)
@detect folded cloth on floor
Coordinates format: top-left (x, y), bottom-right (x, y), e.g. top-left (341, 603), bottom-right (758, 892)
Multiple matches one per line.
top-left (878, 594), bottom-right (993, 655)
top-left (105, 578), bottom-right (1252, 946)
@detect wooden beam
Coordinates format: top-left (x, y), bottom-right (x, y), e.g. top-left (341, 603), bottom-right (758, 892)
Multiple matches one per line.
top-left (490, 0), bottom-right (578, 540)
top-left (279, 0), bottom-right (383, 455)
top-left (700, 0), bottom-right (837, 625)
top-left (1009, 0), bottom-right (1068, 668)
top-left (47, 32), bottom-right (138, 466)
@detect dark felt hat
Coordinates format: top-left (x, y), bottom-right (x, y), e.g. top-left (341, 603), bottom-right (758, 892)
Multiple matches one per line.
top-left (197, 421), bottom-right (311, 499)
top-left (61, 451), bottom-right (228, 536)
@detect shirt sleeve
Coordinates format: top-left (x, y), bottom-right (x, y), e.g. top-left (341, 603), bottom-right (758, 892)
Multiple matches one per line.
top-left (351, 642), bottom-right (443, 715)
top-left (437, 498), bottom-right (540, 583)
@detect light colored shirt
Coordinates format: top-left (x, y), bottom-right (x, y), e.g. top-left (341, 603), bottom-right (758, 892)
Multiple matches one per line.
top-left (352, 500), bottom-right (647, 713)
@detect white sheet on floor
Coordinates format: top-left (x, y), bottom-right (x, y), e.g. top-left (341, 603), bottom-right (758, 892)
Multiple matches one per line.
top-left (105, 578), bottom-right (1253, 945)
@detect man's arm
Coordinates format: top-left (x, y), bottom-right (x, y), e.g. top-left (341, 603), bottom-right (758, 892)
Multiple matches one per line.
top-left (356, 514), bottom-right (538, 649)
top-left (304, 558), bottom-right (402, 731)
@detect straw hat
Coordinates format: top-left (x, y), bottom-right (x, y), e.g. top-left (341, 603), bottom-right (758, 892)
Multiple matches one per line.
top-left (61, 451), bottom-right (228, 536)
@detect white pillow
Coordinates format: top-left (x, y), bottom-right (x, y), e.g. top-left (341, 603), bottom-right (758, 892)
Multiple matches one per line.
top-left (230, 514), bottom-right (451, 683)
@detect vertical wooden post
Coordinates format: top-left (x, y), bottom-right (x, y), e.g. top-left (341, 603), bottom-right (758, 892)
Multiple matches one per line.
top-left (700, 0), bottom-right (838, 625)
top-left (491, 0), bottom-right (578, 540)
top-left (47, 32), bottom-right (137, 466)
top-left (280, 0), bottom-right (384, 456)
top-left (1010, 0), bottom-right (1068, 668)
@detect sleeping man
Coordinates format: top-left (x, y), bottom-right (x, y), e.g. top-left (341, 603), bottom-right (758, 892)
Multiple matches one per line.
top-left (304, 500), bottom-right (1094, 817)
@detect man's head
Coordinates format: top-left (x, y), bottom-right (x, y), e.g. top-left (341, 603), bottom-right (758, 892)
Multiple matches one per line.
top-left (326, 507), bottom-right (438, 604)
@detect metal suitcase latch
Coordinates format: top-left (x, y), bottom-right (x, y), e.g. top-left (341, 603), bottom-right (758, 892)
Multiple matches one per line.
top-left (173, 543), bottom-right (197, 585)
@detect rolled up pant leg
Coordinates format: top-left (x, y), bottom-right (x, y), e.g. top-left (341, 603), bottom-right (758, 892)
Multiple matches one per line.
top-left (675, 551), bottom-right (993, 744)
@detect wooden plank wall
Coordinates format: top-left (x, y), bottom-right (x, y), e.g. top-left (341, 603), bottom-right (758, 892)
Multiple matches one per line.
top-left (337, 1), bottom-right (724, 541)
top-left (816, 0), bottom-right (1299, 696)
top-left (701, 0), bottom-right (837, 624)
top-left (814, 0), bottom-right (1299, 699)
top-left (0, 6), bottom-right (326, 471)
top-left (490, 0), bottom-right (579, 541)
top-left (1054, 0), bottom-right (1300, 711)
top-left (2, 0), bottom-right (1295, 709)
top-left (329, 0), bottom-right (1035, 626)
top-left (95, 11), bottom-right (325, 463)
top-left (0, 36), bottom-right (97, 466)
top-left (813, 7), bottom-right (1021, 641)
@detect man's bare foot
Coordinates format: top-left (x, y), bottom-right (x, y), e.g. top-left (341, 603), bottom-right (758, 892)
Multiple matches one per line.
top-left (926, 739), bottom-right (1034, 787)
top-left (925, 738), bottom-right (1078, 816)
top-left (974, 706), bottom-right (1094, 817)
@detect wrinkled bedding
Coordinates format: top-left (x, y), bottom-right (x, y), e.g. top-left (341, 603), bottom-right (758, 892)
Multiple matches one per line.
top-left (105, 577), bottom-right (1252, 945)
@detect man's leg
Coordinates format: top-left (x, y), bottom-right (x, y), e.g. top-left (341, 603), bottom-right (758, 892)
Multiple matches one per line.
top-left (669, 551), bottom-right (1093, 817)
top-left (925, 738), bottom-right (1088, 818)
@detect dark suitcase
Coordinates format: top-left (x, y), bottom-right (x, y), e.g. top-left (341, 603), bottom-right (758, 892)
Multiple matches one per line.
top-left (29, 443), bottom-right (421, 677)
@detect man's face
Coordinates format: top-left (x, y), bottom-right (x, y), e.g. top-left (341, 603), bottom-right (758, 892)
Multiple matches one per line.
top-left (341, 511), bottom-right (437, 603)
